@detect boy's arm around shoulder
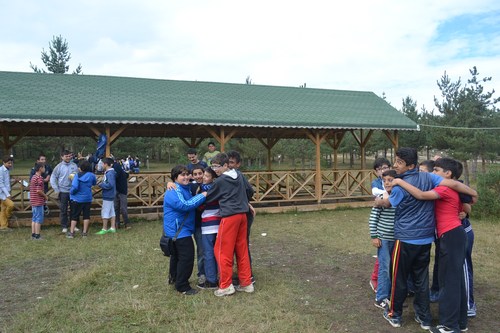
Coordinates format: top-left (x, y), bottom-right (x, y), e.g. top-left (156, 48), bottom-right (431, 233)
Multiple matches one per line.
top-left (439, 178), bottom-right (478, 203)
top-left (391, 178), bottom-right (439, 200)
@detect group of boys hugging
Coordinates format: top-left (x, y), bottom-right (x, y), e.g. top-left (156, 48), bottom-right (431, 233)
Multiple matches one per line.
top-left (368, 147), bottom-right (478, 333)
top-left (163, 150), bottom-right (255, 297)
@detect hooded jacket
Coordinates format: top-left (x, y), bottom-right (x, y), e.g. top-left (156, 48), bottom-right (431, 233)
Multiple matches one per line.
top-left (99, 168), bottom-right (116, 201)
top-left (206, 169), bottom-right (254, 217)
top-left (70, 171), bottom-right (97, 203)
top-left (50, 161), bottom-right (78, 193)
top-left (163, 183), bottom-right (206, 239)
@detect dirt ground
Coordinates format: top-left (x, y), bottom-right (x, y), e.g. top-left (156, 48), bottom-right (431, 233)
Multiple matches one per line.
top-left (256, 238), bottom-right (499, 332)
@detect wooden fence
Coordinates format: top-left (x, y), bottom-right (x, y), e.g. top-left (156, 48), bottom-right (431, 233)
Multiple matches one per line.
top-left (8, 169), bottom-right (377, 224)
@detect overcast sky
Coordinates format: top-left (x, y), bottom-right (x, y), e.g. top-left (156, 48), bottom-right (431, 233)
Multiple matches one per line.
top-left (1, 0), bottom-right (499, 112)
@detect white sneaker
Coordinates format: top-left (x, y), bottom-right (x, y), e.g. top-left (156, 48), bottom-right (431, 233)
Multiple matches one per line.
top-left (235, 284), bottom-right (254, 293)
top-left (214, 284), bottom-right (235, 297)
top-left (74, 227), bottom-right (80, 232)
top-left (62, 228), bottom-right (68, 233)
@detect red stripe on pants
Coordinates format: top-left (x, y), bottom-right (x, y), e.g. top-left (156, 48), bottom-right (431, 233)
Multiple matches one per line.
top-left (214, 213), bottom-right (252, 289)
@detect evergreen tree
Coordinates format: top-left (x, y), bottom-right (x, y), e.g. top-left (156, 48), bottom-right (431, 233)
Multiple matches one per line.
top-left (30, 35), bottom-right (82, 74)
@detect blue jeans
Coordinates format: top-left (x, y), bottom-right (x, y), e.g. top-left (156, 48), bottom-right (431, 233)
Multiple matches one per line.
top-left (202, 233), bottom-right (218, 283)
top-left (194, 227), bottom-right (205, 277)
top-left (376, 239), bottom-right (394, 301)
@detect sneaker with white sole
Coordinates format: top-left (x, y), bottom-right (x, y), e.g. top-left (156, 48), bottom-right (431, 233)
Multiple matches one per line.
top-left (62, 228), bottom-right (68, 233)
top-left (430, 325), bottom-right (455, 333)
top-left (374, 298), bottom-right (390, 310)
top-left (214, 284), bottom-right (235, 297)
top-left (235, 284), bottom-right (254, 293)
top-left (414, 314), bottom-right (431, 330)
top-left (74, 227), bottom-right (80, 232)
top-left (383, 310), bottom-right (402, 328)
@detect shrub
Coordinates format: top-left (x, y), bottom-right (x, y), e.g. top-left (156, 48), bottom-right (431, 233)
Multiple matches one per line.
top-left (473, 169), bottom-right (500, 220)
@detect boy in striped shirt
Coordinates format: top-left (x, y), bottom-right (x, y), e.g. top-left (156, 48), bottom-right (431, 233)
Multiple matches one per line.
top-left (30, 162), bottom-right (48, 240)
top-left (369, 169), bottom-right (396, 309)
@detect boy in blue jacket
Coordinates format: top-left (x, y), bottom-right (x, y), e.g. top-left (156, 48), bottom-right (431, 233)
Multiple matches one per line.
top-left (68, 160), bottom-right (96, 238)
top-left (97, 158), bottom-right (117, 235)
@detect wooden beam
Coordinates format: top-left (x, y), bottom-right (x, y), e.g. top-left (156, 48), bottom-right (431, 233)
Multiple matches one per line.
top-left (108, 125), bottom-right (129, 145)
top-left (104, 126), bottom-right (110, 157)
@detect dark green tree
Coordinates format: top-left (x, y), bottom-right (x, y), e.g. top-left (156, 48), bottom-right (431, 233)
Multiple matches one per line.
top-left (433, 67), bottom-right (499, 182)
top-left (30, 35), bottom-right (82, 74)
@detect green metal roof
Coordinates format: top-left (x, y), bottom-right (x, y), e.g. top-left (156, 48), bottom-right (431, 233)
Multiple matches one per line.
top-left (0, 71), bottom-right (418, 130)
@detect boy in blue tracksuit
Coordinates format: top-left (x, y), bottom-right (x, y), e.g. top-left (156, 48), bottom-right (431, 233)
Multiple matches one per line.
top-left (97, 158), bottom-right (117, 235)
top-left (163, 165), bottom-right (207, 295)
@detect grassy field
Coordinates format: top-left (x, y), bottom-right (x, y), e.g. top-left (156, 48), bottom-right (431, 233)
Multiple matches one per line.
top-left (1, 209), bottom-right (499, 332)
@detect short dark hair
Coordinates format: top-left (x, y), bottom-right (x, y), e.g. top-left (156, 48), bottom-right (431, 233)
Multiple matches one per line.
top-left (191, 164), bottom-right (204, 173)
top-left (2, 155), bottom-right (13, 163)
top-left (187, 148), bottom-right (197, 155)
top-left (102, 157), bottom-right (114, 167)
top-left (227, 150), bottom-right (241, 164)
top-left (395, 147), bottom-right (418, 168)
top-left (78, 159), bottom-right (92, 172)
top-left (419, 160), bottom-right (435, 173)
top-left (171, 165), bottom-right (189, 181)
top-left (37, 153), bottom-right (46, 160)
top-left (61, 149), bottom-right (72, 156)
top-left (382, 169), bottom-right (397, 178)
top-left (435, 157), bottom-right (461, 179)
top-left (207, 141), bottom-right (216, 147)
top-left (34, 162), bottom-right (45, 172)
top-left (204, 166), bottom-right (218, 180)
top-left (373, 157), bottom-right (391, 170)
top-left (211, 152), bottom-right (229, 166)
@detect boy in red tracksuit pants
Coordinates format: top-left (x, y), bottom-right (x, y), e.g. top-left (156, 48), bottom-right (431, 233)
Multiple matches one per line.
top-left (206, 153), bottom-right (255, 297)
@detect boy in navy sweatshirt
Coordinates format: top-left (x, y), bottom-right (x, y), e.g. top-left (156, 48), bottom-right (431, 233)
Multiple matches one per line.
top-left (97, 158), bottom-right (117, 235)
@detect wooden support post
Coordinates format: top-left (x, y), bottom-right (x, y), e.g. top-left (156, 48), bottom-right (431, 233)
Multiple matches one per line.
top-left (305, 130), bottom-right (327, 204)
top-left (256, 137), bottom-right (280, 172)
top-left (350, 129), bottom-right (373, 169)
top-left (0, 124), bottom-right (31, 154)
top-left (205, 127), bottom-right (237, 153)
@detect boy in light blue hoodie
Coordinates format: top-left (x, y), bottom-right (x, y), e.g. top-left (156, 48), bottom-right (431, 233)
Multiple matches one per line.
top-left (97, 157), bottom-right (117, 235)
top-left (68, 160), bottom-right (96, 238)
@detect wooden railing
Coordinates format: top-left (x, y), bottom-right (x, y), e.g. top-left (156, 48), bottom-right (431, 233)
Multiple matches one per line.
top-left (9, 169), bottom-right (376, 215)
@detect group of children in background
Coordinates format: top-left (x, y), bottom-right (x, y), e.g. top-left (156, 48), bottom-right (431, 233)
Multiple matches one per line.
top-left (368, 154), bottom-right (476, 333)
top-left (29, 156), bottom-right (118, 239)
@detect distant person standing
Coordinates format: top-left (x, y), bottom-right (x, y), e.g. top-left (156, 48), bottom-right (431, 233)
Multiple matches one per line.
top-left (96, 158), bottom-right (117, 235)
top-left (113, 158), bottom-right (131, 229)
top-left (67, 160), bottom-right (96, 238)
top-left (29, 153), bottom-right (53, 215)
top-left (202, 142), bottom-right (220, 167)
top-left (30, 162), bottom-right (48, 239)
top-left (186, 148), bottom-right (208, 173)
top-left (0, 155), bottom-right (15, 231)
top-left (50, 150), bottom-right (78, 233)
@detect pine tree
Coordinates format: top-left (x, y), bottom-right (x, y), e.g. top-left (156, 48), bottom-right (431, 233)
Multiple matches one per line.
top-left (30, 35), bottom-right (82, 74)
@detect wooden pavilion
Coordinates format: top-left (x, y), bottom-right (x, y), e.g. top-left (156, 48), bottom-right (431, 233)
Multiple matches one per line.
top-left (0, 71), bottom-right (418, 224)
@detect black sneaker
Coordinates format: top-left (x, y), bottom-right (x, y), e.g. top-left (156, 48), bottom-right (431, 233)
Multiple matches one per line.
top-left (181, 288), bottom-right (198, 295)
top-left (414, 315), bottom-right (431, 330)
top-left (383, 310), bottom-right (402, 328)
top-left (81, 232), bottom-right (88, 238)
top-left (430, 325), bottom-right (454, 333)
top-left (197, 281), bottom-right (218, 290)
top-left (66, 232), bottom-right (75, 239)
